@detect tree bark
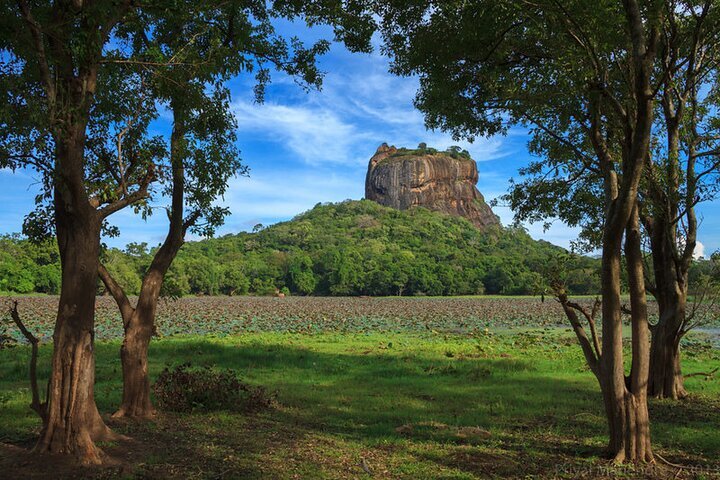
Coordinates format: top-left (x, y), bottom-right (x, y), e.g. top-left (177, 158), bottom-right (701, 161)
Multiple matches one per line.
top-left (591, 205), bottom-right (653, 463)
top-left (34, 142), bottom-right (117, 463)
top-left (601, 390), bottom-right (653, 463)
top-left (111, 271), bottom-right (165, 419)
top-left (114, 314), bottom-right (155, 418)
top-left (649, 317), bottom-right (687, 399)
top-left (645, 217), bottom-right (689, 399)
top-left (597, 232), bottom-right (649, 462)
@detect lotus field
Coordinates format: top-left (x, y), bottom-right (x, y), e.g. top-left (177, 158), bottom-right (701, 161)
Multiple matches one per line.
top-left (4, 295), bottom-right (720, 342)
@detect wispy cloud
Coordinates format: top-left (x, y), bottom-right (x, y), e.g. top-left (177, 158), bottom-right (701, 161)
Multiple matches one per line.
top-left (230, 48), bottom-right (518, 168)
top-left (232, 101), bottom-right (369, 166)
top-left (217, 168), bottom-right (363, 233)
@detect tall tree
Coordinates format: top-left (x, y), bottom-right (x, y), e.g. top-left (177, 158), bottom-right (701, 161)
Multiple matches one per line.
top-left (97, 0), bottom-right (341, 418)
top-left (643, 4), bottom-right (720, 398)
top-left (1, 0), bottom-right (156, 463)
top-left (504, 2), bottom-right (720, 399)
top-left (99, 86), bottom-right (242, 418)
top-left (376, 0), bottom-right (667, 462)
top-left (1, 0), bottom-right (372, 463)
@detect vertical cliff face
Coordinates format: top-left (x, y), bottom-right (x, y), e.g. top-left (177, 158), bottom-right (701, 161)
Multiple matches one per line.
top-left (365, 144), bottom-right (500, 229)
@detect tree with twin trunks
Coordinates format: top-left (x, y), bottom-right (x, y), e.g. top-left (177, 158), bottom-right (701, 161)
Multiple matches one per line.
top-left (503, 0), bottom-right (720, 400)
top-left (376, 0), bottom-right (673, 462)
top-left (0, 0), bottom-right (372, 464)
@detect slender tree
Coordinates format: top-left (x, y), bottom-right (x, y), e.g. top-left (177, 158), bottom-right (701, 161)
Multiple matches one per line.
top-left (643, 5), bottom-right (720, 397)
top-left (95, 0), bottom-right (373, 420)
top-left (99, 85), bottom-right (243, 418)
top-left (376, 0), bottom-right (666, 461)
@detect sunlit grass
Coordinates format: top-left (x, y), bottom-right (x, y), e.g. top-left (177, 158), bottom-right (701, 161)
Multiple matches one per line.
top-left (0, 329), bottom-right (717, 478)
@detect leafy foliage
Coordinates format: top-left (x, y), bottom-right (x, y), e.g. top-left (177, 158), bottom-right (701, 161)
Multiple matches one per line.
top-left (385, 144), bottom-right (473, 161)
top-left (161, 200), bottom-right (599, 296)
top-left (4, 201), bottom-right (717, 298)
top-left (0, 235), bottom-right (60, 294)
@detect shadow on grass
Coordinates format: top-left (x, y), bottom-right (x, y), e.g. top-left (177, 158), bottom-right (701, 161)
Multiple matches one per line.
top-left (0, 336), bottom-right (718, 478)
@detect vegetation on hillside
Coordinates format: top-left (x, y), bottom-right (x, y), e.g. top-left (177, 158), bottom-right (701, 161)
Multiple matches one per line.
top-left (384, 144), bottom-right (474, 161)
top-left (2, 201), bottom-right (603, 297)
top-left (4, 200), bottom-right (717, 301)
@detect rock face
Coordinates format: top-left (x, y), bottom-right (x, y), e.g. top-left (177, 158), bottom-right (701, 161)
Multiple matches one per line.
top-left (365, 144), bottom-right (500, 229)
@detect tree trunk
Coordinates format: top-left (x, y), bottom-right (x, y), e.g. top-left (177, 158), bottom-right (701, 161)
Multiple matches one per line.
top-left (114, 310), bottom-right (155, 418)
top-left (34, 170), bottom-right (115, 463)
top-left (649, 318), bottom-right (687, 399)
top-left (614, 205), bottom-right (653, 462)
top-left (111, 253), bottom-right (175, 419)
top-left (647, 220), bottom-right (689, 399)
top-left (601, 389), bottom-right (653, 463)
top-left (598, 241), bottom-right (651, 462)
top-left (597, 205), bottom-right (653, 463)
top-left (112, 272), bottom-right (164, 418)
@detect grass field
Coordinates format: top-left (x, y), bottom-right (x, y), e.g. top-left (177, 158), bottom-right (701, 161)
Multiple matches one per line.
top-left (0, 297), bottom-right (718, 478)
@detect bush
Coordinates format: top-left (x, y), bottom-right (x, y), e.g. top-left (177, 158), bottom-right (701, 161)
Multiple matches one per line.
top-left (153, 363), bottom-right (274, 413)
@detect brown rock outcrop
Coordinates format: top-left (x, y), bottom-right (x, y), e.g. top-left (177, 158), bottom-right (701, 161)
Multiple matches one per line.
top-left (365, 144), bottom-right (500, 229)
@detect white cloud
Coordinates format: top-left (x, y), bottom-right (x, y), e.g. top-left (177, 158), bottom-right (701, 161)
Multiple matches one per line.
top-left (232, 101), bottom-right (369, 166)
top-left (694, 240), bottom-right (705, 259)
top-left (217, 168), bottom-right (363, 233)
top-left (230, 48), bottom-right (518, 168)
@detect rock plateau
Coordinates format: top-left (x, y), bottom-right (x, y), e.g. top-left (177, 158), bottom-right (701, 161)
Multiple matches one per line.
top-left (364, 144), bottom-right (500, 229)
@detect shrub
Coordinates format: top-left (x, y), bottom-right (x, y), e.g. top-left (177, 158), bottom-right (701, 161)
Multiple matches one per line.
top-left (153, 363), bottom-right (274, 413)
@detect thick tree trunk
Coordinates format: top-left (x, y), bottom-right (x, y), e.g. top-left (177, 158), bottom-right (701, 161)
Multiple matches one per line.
top-left (598, 223), bottom-right (627, 460)
top-left (34, 170), bottom-right (115, 463)
top-left (601, 388), bottom-right (653, 463)
top-left (614, 205), bottom-right (653, 462)
top-left (598, 244), bottom-right (651, 462)
top-left (649, 318), bottom-right (686, 399)
top-left (647, 221), bottom-right (689, 399)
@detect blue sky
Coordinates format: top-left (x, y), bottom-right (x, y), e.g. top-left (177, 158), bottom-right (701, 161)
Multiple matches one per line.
top-left (0, 24), bottom-right (717, 257)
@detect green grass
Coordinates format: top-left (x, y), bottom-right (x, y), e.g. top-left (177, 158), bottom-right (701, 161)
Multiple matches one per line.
top-left (0, 329), bottom-right (718, 479)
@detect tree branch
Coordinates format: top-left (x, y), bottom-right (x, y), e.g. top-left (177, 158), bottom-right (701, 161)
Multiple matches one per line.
top-left (15, 0), bottom-right (55, 109)
top-left (8, 301), bottom-right (46, 421)
top-left (97, 264), bottom-right (134, 327)
top-left (557, 293), bottom-right (600, 377)
top-left (97, 164), bottom-right (155, 219)
top-left (182, 209), bottom-right (203, 235)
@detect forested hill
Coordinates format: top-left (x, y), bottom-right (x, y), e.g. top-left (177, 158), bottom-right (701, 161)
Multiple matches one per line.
top-left (109, 200), bottom-right (601, 296)
top-left (1, 200), bottom-right (602, 297)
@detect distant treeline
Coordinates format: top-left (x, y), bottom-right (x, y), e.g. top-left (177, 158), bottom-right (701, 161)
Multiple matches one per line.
top-left (4, 200), bottom-right (710, 298)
